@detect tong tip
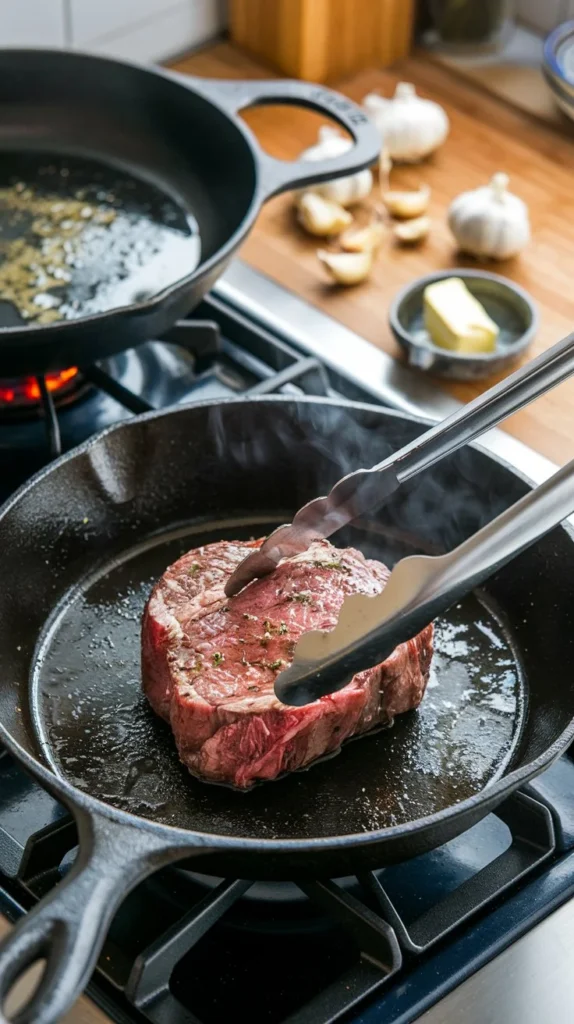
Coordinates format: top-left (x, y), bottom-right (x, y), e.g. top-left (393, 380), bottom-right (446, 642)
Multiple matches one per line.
top-left (224, 549), bottom-right (279, 597)
top-left (225, 523), bottom-right (311, 597)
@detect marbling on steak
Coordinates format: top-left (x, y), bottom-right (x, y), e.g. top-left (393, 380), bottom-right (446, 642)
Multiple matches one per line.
top-left (142, 538), bottom-right (433, 789)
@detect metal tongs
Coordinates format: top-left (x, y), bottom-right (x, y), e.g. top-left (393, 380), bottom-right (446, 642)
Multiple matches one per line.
top-left (225, 329), bottom-right (574, 599)
top-left (274, 454), bottom-right (574, 706)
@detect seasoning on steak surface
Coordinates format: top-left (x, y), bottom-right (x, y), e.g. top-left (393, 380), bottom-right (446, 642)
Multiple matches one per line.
top-left (142, 538), bottom-right (434, 789)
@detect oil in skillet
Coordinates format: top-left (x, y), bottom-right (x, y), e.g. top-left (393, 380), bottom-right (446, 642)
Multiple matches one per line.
top-left (0, 152), bottom-right (200, 327)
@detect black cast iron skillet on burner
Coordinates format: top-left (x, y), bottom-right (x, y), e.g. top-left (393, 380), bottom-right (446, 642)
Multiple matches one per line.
top-left (1, 397), bottom-right (574, 1024)
top-left (0, 49), bottom-right (378, 376)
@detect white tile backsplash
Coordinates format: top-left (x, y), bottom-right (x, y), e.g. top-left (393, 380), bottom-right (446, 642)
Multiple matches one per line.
top-left (82, 0), bottom-right (225, 62)
top-left (70, 0), bottom-right (177, 46)
top-left (0, 0), bottom-right (67, 47)
top-left (0, 0), bottom-right (225, 61)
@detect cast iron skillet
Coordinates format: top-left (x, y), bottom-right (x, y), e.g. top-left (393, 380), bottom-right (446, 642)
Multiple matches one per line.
top-left (0, 49), bottom-right (379, 375)
top-left (1, 397), bottom-right (574, 1024)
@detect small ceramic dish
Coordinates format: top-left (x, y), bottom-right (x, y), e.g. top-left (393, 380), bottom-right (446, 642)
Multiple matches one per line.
top-left (389, 269), bottom-right (538, 381)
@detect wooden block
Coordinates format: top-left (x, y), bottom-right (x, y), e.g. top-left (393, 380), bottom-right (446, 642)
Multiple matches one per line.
top-left (229, 0), bottom-right (415, 81)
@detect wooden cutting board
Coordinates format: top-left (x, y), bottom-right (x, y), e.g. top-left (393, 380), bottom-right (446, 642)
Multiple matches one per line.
top-left (174, 43), bottom-right (574, 466)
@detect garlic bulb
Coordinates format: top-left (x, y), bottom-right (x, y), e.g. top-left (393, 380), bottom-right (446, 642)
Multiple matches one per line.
top-left (317, 249), bottom-right (373, 286)
top-left (393, 216), bottom-right (430, 244)
top-left (297, 192), bottom-right (352, 237)
top-left (382, 185), bottom-right (430, 219)
top-left (448, 173), bottom-right (530, 260)
top-left (341, 218), bottom-right (385, 254)
top-left (363, 82), bottom-right (449, 163)
top-left (297, 126), bottom-right (373, 207)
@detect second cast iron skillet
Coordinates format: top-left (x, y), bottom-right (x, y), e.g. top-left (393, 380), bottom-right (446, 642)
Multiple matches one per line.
top-left (0, 49), bottom-right (379, 374)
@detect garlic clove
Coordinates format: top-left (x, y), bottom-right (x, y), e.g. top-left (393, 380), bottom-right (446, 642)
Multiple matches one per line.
top-left (297, 192), bottom-right (353, 237)
top-left (393, 215), bottom-right (430, 243)
top-left (317, 249), bottom-right (373, 286)
top-left (340, 218), bottom-right (385, 253)
top-left (382, 185), bottom-right (430, 218)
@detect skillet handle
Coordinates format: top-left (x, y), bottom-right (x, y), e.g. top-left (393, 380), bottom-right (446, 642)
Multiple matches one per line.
top-left (181, 75), bottom-right (381, 198)
top-left (0, 809), bottom-right (195, 1024)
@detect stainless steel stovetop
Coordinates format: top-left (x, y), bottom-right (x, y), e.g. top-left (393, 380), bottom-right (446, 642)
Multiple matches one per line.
top-left (1, 261), bottom-right (574, 1024)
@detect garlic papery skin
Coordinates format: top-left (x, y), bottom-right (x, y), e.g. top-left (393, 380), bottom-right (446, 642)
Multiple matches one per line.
top-left (393, 215), bottom-right (430, 243)
top-left (297, 192), bottom-right (352, 237)
top-left (382, 185), bottom-right (430, 218)
top-left (297, 126), bottom-right (373, 207)
top-left (340, 218), bottom-right (385, 254)
top-left (447, 172), bottom-right (530, 260)
top-left (379, 147), bottom-right (392, 191)
top-left (317, 249), bottom-right (373, 285)
top-left (363, 82), bottom-right (449, 163)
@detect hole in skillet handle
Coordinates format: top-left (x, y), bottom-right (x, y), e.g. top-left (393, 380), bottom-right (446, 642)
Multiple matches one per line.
top-left (240, 104), bottom-right (354, 159)
top-left (2, 959), bottom-right (47, 1023)
top-left (174, 75), bottom-right (382, 199)
top-left (0, 806), bottom-right (200, 1024)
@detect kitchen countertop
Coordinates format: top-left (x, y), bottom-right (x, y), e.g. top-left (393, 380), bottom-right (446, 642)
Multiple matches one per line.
top-left (173, 42), bottom-right (574, 466)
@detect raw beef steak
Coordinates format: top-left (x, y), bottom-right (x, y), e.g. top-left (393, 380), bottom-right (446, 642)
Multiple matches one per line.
top-left (142, 538), bottom-right (433, 789)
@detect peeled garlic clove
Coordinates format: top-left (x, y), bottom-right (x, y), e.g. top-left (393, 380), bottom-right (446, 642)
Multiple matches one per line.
top-left (297, 192), bottom-right (353, 237)
top-left (341, 219), bottom-right (385, 253)
top-left (382, 185), bottom-right (430, 218)
top-left (393, 215), bottom-right (430, 243)
top-left (317, 249), bottom-right (373, 286)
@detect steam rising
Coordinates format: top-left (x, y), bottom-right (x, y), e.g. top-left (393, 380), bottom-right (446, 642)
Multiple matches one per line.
top-left (207, 397), bottom-right (519, 561)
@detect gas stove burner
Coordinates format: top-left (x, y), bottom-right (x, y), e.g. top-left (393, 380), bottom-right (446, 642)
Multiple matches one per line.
top-left (183, 871), bottom-right (311, 904)
top-left (0, 366), bottom-right (88, 417)
top-left (173, 869), bottom-right (334, 937)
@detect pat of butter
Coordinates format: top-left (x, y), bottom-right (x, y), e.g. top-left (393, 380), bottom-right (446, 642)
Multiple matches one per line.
top-left (423, 277), bottom-right (499, 354)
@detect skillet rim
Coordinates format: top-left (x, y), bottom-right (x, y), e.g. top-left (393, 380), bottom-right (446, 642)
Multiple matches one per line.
top-left (1, 393), bottom-right (573, 852)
